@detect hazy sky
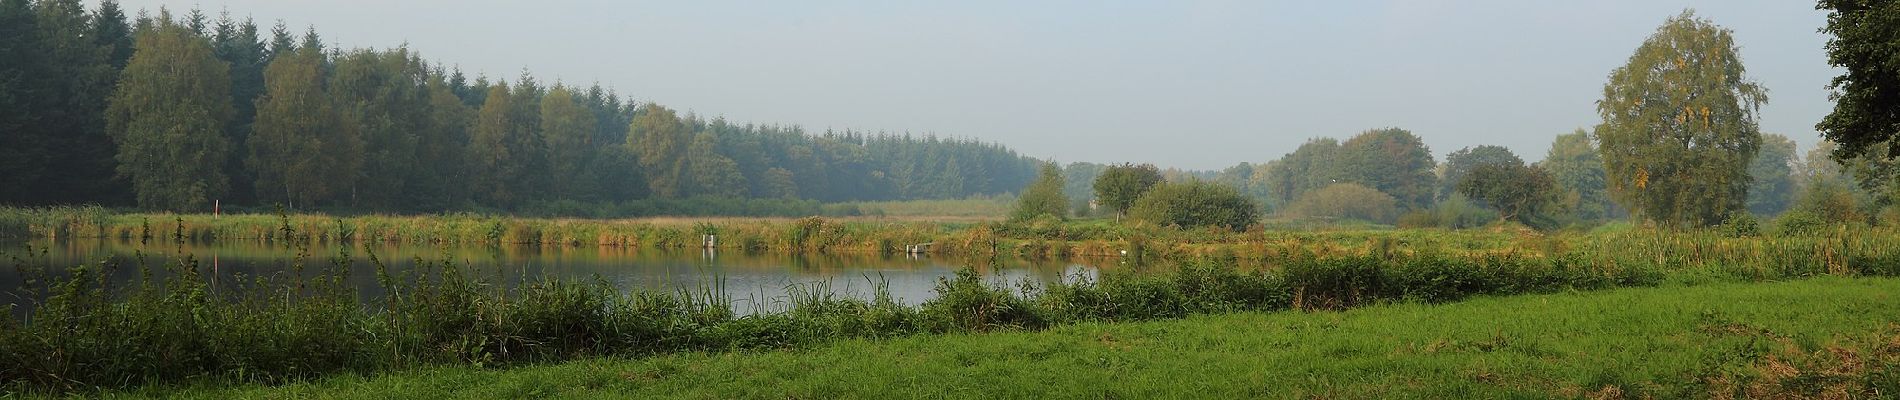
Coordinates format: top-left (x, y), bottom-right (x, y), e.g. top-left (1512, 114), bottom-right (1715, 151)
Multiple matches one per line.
top-left (104, 0), bottom-right (1838, 170)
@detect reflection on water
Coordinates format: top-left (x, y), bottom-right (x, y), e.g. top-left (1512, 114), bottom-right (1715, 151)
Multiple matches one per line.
top-left (0, 238), bottom-right (1101, 312)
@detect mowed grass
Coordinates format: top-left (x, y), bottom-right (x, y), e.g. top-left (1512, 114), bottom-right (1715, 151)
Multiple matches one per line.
top-left (135, 277), bottom-right (1900, 399)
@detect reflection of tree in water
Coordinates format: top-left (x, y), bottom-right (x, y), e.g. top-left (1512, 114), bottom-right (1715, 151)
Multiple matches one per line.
top-left (1, 237), bottom-right (1103, 313)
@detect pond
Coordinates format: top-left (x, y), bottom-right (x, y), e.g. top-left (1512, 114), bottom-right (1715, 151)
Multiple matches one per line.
top-left (0, 238), bottom-right (1104, 313)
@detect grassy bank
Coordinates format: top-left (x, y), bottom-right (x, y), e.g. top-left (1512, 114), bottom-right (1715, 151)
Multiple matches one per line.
top-left (132, 277), bottom-right (1900, 399)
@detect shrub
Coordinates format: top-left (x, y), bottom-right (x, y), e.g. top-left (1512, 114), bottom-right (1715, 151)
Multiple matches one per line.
top-left (1010, 162), bottom-right (1069, 222)
top-left (1284, 183), bottom-right (1400, 225)
top-left (919, 269), bottom-right (1045, 332)
top-left (1772, 210), bottom-right (1828, 237)
top-left (1719, 212), bottom-right (1762, 238)
top-left (1127, 180), bottom-right (1259, 230)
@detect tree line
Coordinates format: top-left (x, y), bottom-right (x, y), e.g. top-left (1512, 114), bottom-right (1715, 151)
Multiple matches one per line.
top-left (0, 1), bottom-right (1039, 213)
top-left (1051, 9), bottom-right (1900, 230)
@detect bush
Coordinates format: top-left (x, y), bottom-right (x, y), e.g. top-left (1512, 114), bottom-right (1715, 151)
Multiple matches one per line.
top-left (1284, 183), bottom-right (1400, 225)
top-left (1718, 212), bottom-right (1762, 238)
top-left (1126, 180), bottom-right (1259, 230)
top-left (1771, 210), bottom-right (1828, 237)
top-left (919, 269), bottom-right (1045, 332)
top-left (1797, 179), bottom-right (1866, 225)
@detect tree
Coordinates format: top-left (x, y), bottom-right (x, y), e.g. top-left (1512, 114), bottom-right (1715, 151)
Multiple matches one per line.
top-left (0, 0), bottom-right (123, 205)
top-left (1339, 128), bottom-right (1437, 210)
top-left (1457, 163), bottom-right (1558, 225)
top-left (410, 67), bottom-right (472, 209)
top-left (1539, 129), bottom-right (1611, 221)
top-left (93, 0), bottom-right (133, 69)
top-left (331, 48), bottom-right (438, 209)
top-left (1010, 162), bottom-right (1068, 222)
top-left (683, 131), bottom-right (746, 198)
top-left (1092, 162), bottom-right (1163, 217)
top-left (1265, 138), bottom-right (1345, 209)
top-left (1816, 0), bottom-right (1900, 162)
top-left (1061, 162), bottom-right (1105, 202)
top-left (629, 104), bottom-right (689, 197)
top-left (1127, 180), bottom-right (1259, 230)
top-left (540, 85), bottom-right (596, 197)
top-left (247, 42), bottom-right (359, 209)
top-left (105, 14), bottom-right (235, 210)
top-left (1596, 11), bottom-right (1766, 227)
top-left (211, 14), bottom-right (267, 205)
top-left (1439, 145), bottom-right (1523, 200)
top-left (1746, 134), bottom-right (1798, 215)
top-left (0, 0), bottom-right (41, 202)
top-left (469, 82), bottom-right (519, 206)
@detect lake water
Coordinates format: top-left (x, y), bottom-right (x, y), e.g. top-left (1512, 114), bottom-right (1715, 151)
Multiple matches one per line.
top-left (0, 238), bottom-right (1102, 313)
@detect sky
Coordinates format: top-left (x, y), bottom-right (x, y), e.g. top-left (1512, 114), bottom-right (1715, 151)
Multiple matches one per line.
top-left (101, 0), bottom-right (1840, 171)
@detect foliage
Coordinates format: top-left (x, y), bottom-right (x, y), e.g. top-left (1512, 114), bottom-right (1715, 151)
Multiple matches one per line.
top-left (1746, 134), bottom-right (1799, 215)
top-left (104, 11), bottom-right (234, 211)
top-left (1, 3), bottom-right (1041, 214)
top-left (1284, 183), bottom-right (1400, 225)
top-left (1440, 145), bottom-right (1523, 200)
top-left (1126, 180), bottom-right (1260, 230)
top-left (1816, 0), bottom-right (1900, 162)
top-left (1596, 11), bottom-right (1766, 227)
top-left (1061, 162), bottom-right (1105, 202)
top-left (0, 0), bottom-right (125, 206)
top-left (1456, 163), bottom-right (1558, 226)
top-left (1718, 212), bottom-right (1761, 238)
top-left (247, 41), bottom-right (359, 209)
top-left (1339, 128), bottom-right (1438, 210)
top-left (1010, 162), bottom-right (1068, 222)
top-left (1265, 138), bottom-right (1344, 209)
top-left (1092, 163), bottom-right (1163, 217)
top-left (1795, 177), bottom-right (1865, 226)
top-left (1541, 129), bottom-right (1613, 222)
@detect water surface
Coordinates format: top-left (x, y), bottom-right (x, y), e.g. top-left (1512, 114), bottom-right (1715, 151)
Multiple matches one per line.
top-left (1, 238), bottom-right (1101, 313)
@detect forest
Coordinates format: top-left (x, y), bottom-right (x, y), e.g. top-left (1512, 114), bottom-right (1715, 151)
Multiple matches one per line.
top-left (0, 0), bottom-right (1039, 215)
top-left (7, 1), bottom-right (1899, 233)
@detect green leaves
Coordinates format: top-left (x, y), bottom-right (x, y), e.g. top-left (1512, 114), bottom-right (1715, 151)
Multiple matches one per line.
top-left (1817, 0), bottom-right (1900, 162)
top-left (1596, 11), bottom-right (1763, 227)
top-left (1129, 180), bottom-right (1259, 230)
top-left (1456, 163), bottom-right (1557, 226)
top-left (106, 14), bottom-right (233, 211)
top-left (1092, 163), bottom-right (1162, 217)
top-left (1011, 162), bottom-right (1069, 222)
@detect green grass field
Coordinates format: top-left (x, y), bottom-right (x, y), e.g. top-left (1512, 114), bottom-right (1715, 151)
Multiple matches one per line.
top-left (125, 277), bottom-right (1899, 399)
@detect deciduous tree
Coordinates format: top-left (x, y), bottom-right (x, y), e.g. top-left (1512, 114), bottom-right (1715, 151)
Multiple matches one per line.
top-left (1816, 0), bottom-right (1900, 162)
top-left (1092, 162), bottom-right (1162, 217)
top-left (1596, 11), bottom-right (1766, 227)
top-left (105, 13), bottom-right (234, 210)
top-left (1011, 162), bottom-right (1068, 222)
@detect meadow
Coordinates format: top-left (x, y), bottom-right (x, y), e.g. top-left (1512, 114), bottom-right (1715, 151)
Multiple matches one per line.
top-left (145, 277), bottom-right (1900, 399)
